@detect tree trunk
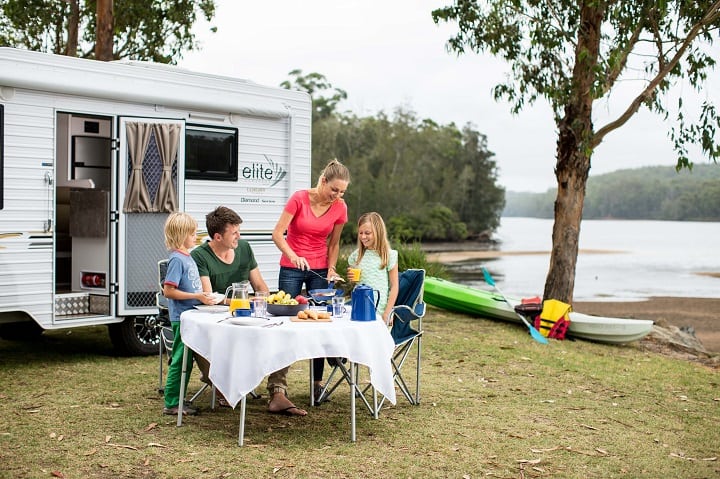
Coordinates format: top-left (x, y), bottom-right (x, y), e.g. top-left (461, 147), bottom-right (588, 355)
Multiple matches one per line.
top-left (543, 2), bottom-right (604, 304)
top-left (95, 0), bottom-right (114, 61)
top-left (64, 0), bottom-right (80, 57)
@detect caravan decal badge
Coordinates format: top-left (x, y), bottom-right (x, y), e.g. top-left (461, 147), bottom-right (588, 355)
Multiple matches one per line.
top-left (241, 155), bottom-right (286, 187)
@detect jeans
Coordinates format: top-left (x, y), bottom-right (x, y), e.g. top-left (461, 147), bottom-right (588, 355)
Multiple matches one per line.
top-left (278, 266), bottom-right (330, 381)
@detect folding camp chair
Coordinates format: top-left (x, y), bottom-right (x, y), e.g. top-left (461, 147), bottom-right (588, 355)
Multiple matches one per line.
top-left (318, 268), bottom-right (426, 412)
top-left (380, 268), bottom-right (425, 408)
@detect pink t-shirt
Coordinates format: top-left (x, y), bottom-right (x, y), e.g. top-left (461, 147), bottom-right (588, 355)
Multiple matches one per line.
top-left (279, 190), bottom-right (348, 269)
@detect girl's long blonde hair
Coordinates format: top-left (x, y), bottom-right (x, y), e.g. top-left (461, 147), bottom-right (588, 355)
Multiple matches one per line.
top-left (353, 212), bottom-right (391, 269)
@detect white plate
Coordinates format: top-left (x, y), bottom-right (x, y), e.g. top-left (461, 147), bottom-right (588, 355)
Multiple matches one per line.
top-left (194, 305), bottom-right (229, 313)
top-left (210, 292), bottom-right (225, 304)
top-left (227, 317), bottom-right (268, 327)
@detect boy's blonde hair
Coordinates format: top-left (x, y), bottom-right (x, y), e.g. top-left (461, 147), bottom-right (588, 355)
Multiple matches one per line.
top-left (353, 212), bottom-right (391, 269)
top-left (164, 212), bottom-right (197, 250)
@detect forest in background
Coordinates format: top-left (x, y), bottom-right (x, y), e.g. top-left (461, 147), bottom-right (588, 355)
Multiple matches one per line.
top-left (504, 164), bottom-right (720, 221)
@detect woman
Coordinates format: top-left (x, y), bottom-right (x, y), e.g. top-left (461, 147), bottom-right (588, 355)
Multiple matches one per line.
top-left (272, 159), bottom-right (350, 402)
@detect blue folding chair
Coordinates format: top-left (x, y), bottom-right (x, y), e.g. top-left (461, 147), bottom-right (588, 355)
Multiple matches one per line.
top-left (381, 268), bottom-right (426, 408)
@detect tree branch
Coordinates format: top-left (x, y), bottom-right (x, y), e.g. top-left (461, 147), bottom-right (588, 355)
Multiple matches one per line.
top-left (592, 0), bottom-right (720, 148)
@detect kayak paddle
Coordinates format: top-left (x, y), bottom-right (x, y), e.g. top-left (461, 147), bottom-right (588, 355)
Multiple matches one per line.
top-left (482, 267), bottom-right (548, 345)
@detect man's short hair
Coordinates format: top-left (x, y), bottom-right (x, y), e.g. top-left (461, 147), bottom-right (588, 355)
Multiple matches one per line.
top-left (206, 206), bottom-right (242, 238)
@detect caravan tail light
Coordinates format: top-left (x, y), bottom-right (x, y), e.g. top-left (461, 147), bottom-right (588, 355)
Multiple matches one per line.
top-left (81, 272), bottom-right (106, 289)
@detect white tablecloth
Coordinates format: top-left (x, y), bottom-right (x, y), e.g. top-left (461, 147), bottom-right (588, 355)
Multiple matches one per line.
top-left (180, 308), bottom-right (397, 408)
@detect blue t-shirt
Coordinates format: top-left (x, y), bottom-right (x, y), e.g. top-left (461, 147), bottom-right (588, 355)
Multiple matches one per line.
top-left (164, 250), bottom-right (202, 322)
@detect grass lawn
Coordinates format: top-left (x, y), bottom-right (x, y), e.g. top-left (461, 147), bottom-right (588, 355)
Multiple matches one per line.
top-left (1, 307), bottom-right (718, 478)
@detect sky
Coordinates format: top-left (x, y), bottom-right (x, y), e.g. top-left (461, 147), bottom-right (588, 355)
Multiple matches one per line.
top-left (178, 0), bottom-right (719, 193)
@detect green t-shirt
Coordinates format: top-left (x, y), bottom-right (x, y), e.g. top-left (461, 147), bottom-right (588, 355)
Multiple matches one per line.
top-left (190, 240), bottom-right (258, 293)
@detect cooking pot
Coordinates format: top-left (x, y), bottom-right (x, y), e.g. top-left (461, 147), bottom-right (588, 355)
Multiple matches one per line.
top-left (350, 284), bottom-right (379, 321)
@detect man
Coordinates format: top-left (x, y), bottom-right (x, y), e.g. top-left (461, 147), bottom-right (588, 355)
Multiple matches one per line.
top-left (192, 206), bottom-right (307, 416)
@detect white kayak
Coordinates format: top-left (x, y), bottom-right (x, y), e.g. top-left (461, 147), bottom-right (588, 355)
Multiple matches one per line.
top-left (568, 312), bottom-right (654, 344)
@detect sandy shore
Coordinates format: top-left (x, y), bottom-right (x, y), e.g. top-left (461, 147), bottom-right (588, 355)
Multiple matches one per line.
top-left (574, 297), bottom-right (720, 353)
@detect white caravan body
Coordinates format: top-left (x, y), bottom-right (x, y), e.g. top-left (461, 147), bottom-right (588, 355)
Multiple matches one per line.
top-left (0, 48), bottom-right (311, 354)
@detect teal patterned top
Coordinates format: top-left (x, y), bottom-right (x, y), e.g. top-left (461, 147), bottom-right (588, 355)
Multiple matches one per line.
top-left (348, 249), bottom-right (398, 314)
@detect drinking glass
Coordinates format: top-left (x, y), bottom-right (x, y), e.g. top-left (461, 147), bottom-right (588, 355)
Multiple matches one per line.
top-left (253, 292), bottom-right (268, 318)
top-left (332, 296), bottom-right (346, 319)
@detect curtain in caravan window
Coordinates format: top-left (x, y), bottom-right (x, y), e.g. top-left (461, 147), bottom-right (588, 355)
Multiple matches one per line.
top-left (152, 123), bottom-right (180, 213)
top-left (122, 122), bottom-right (153, 213)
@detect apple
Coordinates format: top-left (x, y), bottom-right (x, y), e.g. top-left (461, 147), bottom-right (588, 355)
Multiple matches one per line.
top-left (295, 295), bottom-right (308, 304)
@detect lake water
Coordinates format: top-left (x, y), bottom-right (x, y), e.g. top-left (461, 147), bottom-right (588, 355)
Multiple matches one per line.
top-left (446, 217), bottom-right (720, 301)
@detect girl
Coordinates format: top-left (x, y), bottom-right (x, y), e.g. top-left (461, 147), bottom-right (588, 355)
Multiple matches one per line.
top-left (347, 212), bottom-right (399, 325)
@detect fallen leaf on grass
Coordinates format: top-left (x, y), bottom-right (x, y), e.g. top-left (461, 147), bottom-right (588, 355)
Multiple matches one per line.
top-left (273, 466), bottom-right (284, 473)
top-left (145, 423), bottom-right (157, 431)
top-left (144, 458), bottom-right (150, 466)
top-left (51, 471), bottom-right (65, 478)
top-left (105, 443), bottom-right (138, 451)
top-left (516, 458), bottom-right (542, 464)
top-left (531, 446), bottom-right (568, 453)
top-left (595, 448), bottom-right (609, 455)
top-left (83, 448), bottom-right (97, 456)
top-left (147, 443), bottom-right (167, 448)
top-left (105, 435), bottom-right (111, 443)
top-left (580, 424), bottom-right (598, 430)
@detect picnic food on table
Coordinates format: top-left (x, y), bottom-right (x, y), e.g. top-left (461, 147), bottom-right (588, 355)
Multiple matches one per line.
top-left (296, 309), bottom-right (331, 320)
top-left (267, 290), bottom-right (299, 305)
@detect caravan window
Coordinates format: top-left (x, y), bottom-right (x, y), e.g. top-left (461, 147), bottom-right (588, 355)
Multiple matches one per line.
top-left (185, 125), bottom-right (238, 181)
top-left (0, 104), bottom-right (3, 210)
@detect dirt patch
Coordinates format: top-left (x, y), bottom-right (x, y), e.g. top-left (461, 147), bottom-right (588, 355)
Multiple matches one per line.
top-left (573, 297), bottom-right (720, 368)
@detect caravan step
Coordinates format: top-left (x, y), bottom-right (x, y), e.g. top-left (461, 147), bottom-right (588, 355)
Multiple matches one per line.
top-left (55, 293), bottom-right (110, 316)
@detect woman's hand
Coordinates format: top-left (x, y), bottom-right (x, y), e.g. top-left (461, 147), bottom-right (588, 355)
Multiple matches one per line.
top-left (291, 256), bottom-right (309, 270)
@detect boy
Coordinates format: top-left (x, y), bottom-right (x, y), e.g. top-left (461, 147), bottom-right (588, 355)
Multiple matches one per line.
top-left (162, 212), bottom-right (215, 416)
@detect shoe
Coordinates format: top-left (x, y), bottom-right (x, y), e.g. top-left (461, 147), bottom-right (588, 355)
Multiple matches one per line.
top-left (313, 384), bottom-right (327, 403)
top-left (163, 404), bottom-right (199, 416)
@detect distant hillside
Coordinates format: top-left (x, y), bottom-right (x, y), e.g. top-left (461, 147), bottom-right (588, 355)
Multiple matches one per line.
top-left (503, 164), bottom-right (720, 221)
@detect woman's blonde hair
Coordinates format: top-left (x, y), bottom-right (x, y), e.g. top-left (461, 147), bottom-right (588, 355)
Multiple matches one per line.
top-left (164, 212), bottom-right (197, 250)
top-left (353, 212), bottom-right (391, 269)
top-left (316, 158), bottom-right (350, 188)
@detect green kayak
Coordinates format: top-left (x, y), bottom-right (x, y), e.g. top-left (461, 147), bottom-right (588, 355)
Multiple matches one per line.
top-left (423, 276), bottom-right (519, 322)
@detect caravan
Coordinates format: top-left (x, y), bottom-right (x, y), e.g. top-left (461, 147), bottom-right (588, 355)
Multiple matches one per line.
top-left (0, 48), bottom-right (311, 354)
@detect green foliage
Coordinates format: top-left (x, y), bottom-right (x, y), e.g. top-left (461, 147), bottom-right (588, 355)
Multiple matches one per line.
top-left (504, 164), bottom-right (720, 220)
top-left (0, 0), bottom-right (216, 62)
top-left (280, 70), bottom-right (505, 242)
top-left (280, 69), bottom-right (348, 121)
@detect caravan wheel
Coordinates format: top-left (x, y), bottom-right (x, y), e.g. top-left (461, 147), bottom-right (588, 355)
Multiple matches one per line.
top-left (108, 315), bottom-right (160, 356)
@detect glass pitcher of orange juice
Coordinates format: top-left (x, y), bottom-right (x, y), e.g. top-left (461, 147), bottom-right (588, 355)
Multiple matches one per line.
top-left (225, 281), bottom-right (250, 314)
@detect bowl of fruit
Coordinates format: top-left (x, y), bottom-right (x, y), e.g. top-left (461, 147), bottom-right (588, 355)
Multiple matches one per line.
top-left (266, 290), bottom-right (309, 316)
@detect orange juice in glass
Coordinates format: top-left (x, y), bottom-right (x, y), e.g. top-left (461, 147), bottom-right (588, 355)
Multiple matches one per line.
top-left (230, 297), bottom-right (250, 314)
top-left (348, 268), bottom-right (361, 282)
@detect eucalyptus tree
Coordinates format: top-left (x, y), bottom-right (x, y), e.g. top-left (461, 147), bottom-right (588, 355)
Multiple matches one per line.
top-left (0, 0), bottom-right (216, 62)
top-left (433, 1), bottom-right (720, 303)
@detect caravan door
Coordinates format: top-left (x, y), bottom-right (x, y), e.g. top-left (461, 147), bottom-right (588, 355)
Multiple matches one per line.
top-left (115, 117), bottom-right (185, 317)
